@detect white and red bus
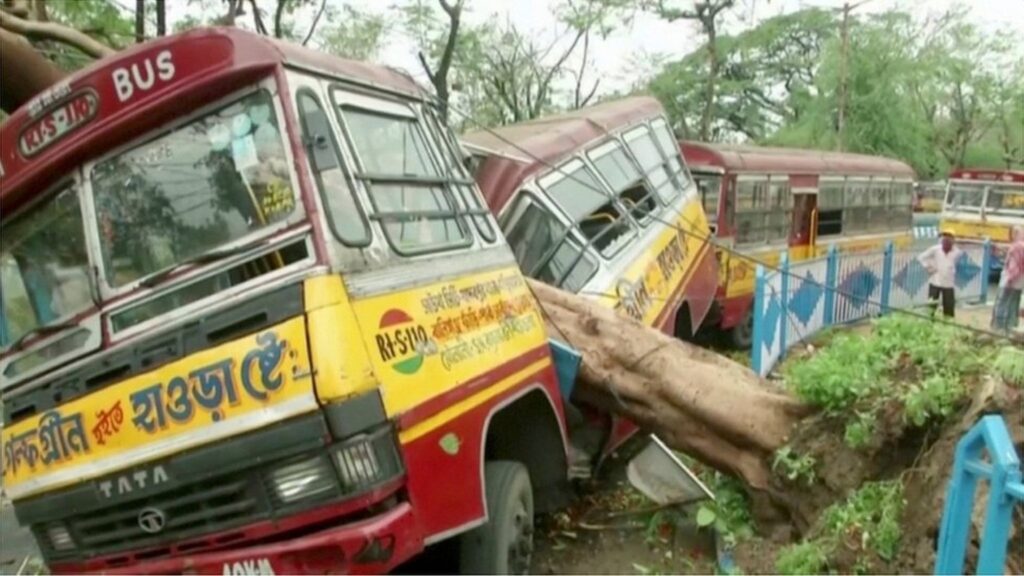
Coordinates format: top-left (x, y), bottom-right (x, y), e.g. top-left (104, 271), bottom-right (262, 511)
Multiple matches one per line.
top-left (939, 169), bottom-right (1024, 274)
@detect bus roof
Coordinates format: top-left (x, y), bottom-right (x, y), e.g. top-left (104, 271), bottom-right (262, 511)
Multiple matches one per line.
top-left (948, 169), bottom-right (1024, 183)
top-left (462, 96), bottom-right (665, 213)
top-left (680, 141), bottom-right (917, 180)
top-left (0, 27), bottom-right (426, 215)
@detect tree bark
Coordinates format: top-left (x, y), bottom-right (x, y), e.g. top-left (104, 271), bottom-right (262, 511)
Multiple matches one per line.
top-left (134, 0), bottom-right (145, 43)
top-left (0, 9), bottom-right (116, 58)
top-left (156, 0), bottom-right (166, 36)
top-left (0, 26), bottom-right (66, 112)
top-left (527, 279), bottom-right (811, 491)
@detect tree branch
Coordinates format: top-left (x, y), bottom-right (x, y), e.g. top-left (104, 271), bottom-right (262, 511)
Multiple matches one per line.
top-left (248, 0), bottom-right (268, 35)
top-left (0, 9), bottom-right (115, 58)
top-left (273, 0), bottom-right (286, 39)
top-left (534, 27), bottom-right (585, 116)
top-left (418, 51), bottom-right (437, 84)
top-left (301, 0), bottom-right (326, 46)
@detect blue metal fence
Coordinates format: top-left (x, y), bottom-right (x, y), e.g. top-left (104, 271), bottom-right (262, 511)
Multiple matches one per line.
top-left (751, 240), bottom-right (991, 377)
top-left (935, 415), bottom-right (1024, 575)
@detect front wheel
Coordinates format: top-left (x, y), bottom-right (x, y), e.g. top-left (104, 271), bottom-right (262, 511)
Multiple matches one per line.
top-left (730, 308), bottom-right (754, 349)
top-left (459, 461), bottom-right (534, 575)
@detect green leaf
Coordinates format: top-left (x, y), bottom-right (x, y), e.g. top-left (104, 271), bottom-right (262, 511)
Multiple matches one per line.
top-left (697, 506), bottom-right (717, 527)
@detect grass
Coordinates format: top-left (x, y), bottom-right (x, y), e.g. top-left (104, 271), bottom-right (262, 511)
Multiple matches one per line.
top-left (673, 452), bottom-right (754, 549)
top-left (783, 315), bottom-right (994, 449)
top-left (775, 481), bottom-right (905, 575)
top-left (772, 446), bottom-right (818, 486)
top-left (992, 346), bottom-right (1024, 387)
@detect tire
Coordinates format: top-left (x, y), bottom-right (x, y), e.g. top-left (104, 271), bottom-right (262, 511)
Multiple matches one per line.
top-left (459, 461), bottom-right (534, 575)
top-left (730, 308), bottom-right (754, 349)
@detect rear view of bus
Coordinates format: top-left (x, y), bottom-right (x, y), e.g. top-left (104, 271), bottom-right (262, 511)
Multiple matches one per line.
top-left (463, 96), bottom-right (718, 467)
top-left (940, 169), bottom-right (1024, 274)
top-left (1, 28), bottom-right (571, 575)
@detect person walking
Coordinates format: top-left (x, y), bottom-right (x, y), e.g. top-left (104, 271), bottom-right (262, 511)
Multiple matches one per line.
top-left (918, 231), bottom-right (962, 318)
top-left (991, 226), bottom-right (1024, 333)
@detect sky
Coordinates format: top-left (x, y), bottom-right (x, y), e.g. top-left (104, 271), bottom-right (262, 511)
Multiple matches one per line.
top-left (167, 0), bottom-right (1024, 95)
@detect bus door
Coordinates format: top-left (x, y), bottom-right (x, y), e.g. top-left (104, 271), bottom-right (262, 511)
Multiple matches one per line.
top-left (789, 174), bottom-right (820, 258)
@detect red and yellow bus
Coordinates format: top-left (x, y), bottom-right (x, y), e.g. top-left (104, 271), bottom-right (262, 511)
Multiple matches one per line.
top-left (1, 28), bottom-right (575, 575)
top-left (462, 97), bottom-right (718, 463)
top-left (680, 142), bottom-right (916, 346)
top-left (939, 169), bottom-right (1024, 273)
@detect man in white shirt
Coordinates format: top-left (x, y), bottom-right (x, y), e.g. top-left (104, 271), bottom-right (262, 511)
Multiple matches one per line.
top-left (917, 231), bottom-right (962, 318)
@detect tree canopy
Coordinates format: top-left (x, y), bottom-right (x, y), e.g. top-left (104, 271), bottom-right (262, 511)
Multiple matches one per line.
top-left (0, 0), bottom-right (1020, 177)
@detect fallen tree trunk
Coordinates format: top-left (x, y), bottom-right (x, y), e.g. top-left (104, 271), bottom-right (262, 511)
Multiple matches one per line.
top-left (528, 279), bottom-right (811, 491)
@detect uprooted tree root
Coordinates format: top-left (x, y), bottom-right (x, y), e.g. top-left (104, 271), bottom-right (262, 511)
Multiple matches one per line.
top-left (529, 280), bottom-right (1023, 574)
top-left (747, 376), bottom-right (1022, 574)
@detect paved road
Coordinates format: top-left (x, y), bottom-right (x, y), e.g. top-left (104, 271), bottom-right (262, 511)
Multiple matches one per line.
top-left (0, 500), bottom-right (39, 572)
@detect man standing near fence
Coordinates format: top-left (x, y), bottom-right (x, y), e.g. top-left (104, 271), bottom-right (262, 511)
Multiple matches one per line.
top-left (918, 231), bottom-right (962, 318)
top-left (991, 226), bottom-right (1024, 333)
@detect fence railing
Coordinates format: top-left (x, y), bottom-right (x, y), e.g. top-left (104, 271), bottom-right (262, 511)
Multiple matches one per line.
top-left (751, 240), bottom-right (991, 377)
top-left (935, 415), bottom-right (1023, 575)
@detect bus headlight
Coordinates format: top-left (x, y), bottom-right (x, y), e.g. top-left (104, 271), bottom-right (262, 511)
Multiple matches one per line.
top-left (266, 456), bottom-right (337, 506)
top-left (333, 427), bottom-right (403, 494)
top-left (46, 523), bottom-right (75, 551)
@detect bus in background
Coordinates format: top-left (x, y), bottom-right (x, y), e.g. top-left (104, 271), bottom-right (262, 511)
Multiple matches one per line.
top-left (939, 169), bottom-right (1024, 275)
top-left (462, 96), bottom-right (718, 470)
top-left (1, 28), bottom-right (574, 575)
top-left (681, 142), bottom-right (916, 347)
top-left (914, 181), bottom-right (946, 213)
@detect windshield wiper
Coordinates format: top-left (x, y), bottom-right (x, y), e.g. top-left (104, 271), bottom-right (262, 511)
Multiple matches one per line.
top-left (139, 242), bottom-right (265, 289)
top-left (9, 320), bottom-right (80, 351)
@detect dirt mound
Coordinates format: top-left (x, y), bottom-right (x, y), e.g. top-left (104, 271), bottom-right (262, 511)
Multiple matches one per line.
top-left (734, 317), bottom-right (1024, 575)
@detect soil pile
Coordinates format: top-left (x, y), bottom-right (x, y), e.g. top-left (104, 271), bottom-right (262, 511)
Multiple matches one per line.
top-left (733, 319), bottom-right (1024, 574)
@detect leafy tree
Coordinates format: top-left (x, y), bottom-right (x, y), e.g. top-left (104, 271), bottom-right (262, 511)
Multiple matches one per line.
top-left (315, 4), bottom-right (392, 61)
top-left (644, 0), bottom-right (738, 141)
top-left (650, 8), bottom-right (836, 140)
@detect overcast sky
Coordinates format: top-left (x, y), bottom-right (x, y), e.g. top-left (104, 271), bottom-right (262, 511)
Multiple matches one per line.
top-left (347, 0), bottom-right (1024, 92)
top-left (166, 0), bottom-right (1024, 94)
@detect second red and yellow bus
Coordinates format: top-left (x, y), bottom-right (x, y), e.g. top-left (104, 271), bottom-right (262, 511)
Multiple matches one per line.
top-left (681, 142), bottom-right (916, 346)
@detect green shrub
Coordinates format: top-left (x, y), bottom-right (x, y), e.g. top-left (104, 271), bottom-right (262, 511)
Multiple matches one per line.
top-left (775, 541), bottom-right (830, 575)
top-left (992, 346), bottom-right (1024, 387)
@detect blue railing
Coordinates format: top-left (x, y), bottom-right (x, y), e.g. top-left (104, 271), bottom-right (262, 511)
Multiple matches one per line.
top-left (935, 415), bottom-right (1023, 575)
top-left (751, 240), bottom-right (991, 377)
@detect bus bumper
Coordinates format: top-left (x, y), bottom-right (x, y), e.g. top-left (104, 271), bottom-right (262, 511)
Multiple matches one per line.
top-left (52, 503), bottom-right (421, 576)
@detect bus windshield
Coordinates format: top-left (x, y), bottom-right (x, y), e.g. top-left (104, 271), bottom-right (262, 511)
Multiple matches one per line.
top-left (1, 186), bottom-right (93, 347)
top-left (89, 89), bottom-right (297, 288)
top-left (693, 173), bottom-right (721, 223)
top-left (984, 183), bottom-right (1024, 215)
top-left (945, 180), bottom-right (1024, 216)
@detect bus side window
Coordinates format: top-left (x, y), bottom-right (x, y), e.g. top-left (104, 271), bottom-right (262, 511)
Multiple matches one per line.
top-left (735, 178), bottom-right (786, 244)
top-left (295, 91), bottom-right (369, 245)
top-left (843, 180), bottom-right (871, 232)
top-left (625, 126), bottom-right (680, 204)
top-left (817, 181), bottom-right (844, 236)
top-left (867, 180), bottom-right (891, 232)
top-left (543, 163), bottom-right (634, 257)
top-left (890, 182), bottom-right (913, 228)
top-left (503, 194), bottom-right (596, 292)
top-left (589, 141), bottom-right (658, 224)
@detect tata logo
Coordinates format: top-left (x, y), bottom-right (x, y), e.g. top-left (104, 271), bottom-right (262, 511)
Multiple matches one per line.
top-left (374, 309), bottom-right (431, 375)
top-left (98, 464), bottom-right (169, 500)
top-left (137, 507), bottom-right (167, 534)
